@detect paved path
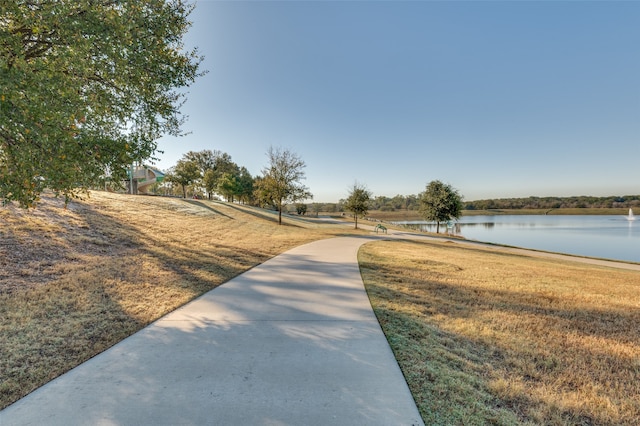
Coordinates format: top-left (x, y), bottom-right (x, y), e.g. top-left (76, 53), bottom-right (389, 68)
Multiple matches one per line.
top-left (5, 221), bottom-right (634, 426)
top-left (1, 237), bottom-right (424, 426)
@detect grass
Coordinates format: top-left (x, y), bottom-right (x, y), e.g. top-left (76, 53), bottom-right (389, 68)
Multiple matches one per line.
top-left (3, 192), bottom-right (639, 424)
top-left (359, 239), bottom-right (640, 425)
top-left (0, 191), bottom-right (354, 409)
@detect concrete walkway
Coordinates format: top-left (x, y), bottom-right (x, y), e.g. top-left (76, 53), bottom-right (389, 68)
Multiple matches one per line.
top-left (1, 237), bottom-right (424, 426)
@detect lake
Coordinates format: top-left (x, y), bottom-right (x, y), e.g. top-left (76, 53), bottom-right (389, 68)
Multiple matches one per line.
top-left (392, 215), bottom-right (639, 263)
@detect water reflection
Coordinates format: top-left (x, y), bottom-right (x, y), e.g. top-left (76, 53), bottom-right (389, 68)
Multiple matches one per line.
top-left (460, 222), bottom-right (495, 229)
top-left (392, 216), bottom-right (639, 263)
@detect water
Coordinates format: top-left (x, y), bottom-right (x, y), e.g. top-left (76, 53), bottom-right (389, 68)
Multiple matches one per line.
top-left (392, 215), bottom-right (640, 263)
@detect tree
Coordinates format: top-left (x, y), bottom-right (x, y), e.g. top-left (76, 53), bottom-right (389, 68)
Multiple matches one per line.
top-left (344, 182), bottom-right (372, 229)
top-left (236, 167), bottom-right (254, 204)
top-left (259, 146), bottom-right (312, 225)
top-left (183, 150), bottom-right (218, 175)
top-left (198, 151), bottom-right (239, 199)
top-left (419, 180), bottom-right (463, 233)
top-left (184, 150), bottom-right (217, 198)
top-left (295, 203), bottom-right (307, 215)
top-left (216, 172), bottom-right (240, 202)
top-left (0, 1), bottom-right (204, 207)
top-left (252, 176), bottom-right (274, 209)
top-left (202, 169), bottom-right (218, 199)
top-left (166, 159), bottom-right (200, 198)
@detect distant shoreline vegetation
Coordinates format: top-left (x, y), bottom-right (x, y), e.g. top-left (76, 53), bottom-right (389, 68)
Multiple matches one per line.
top-left (306, 194), bottom-right (640, 217)
top-left (362, 207), bottom-right (635, 222)
top-left (464, 195), bottom-right (640, 211)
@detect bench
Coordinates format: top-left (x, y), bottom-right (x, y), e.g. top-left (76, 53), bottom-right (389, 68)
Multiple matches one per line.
top-left (374, 224), bottom-right (387, 234)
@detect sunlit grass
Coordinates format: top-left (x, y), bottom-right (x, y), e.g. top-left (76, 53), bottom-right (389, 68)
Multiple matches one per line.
top-left (359, 239), bottom-right (640, 425)
top-left (4, 191), bottom-right (638, 421)
top-left (0, 191), bottom-right (349, 409)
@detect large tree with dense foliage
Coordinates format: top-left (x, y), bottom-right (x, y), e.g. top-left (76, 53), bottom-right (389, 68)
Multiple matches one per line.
top-left (166, 158), bottom-right (200, 198)
top-left (216, 172), bottom-right (240, 202)
top-left (256, 146), bottom-right (312, 225)
top-left (419, 180), bottom-right (463, 233)
top-left (0, 0), bottom-right (204, 207)
top-left (183, 150), bottom-right (218, 177)
top-left (344, 181), bottom-right (372, 229)
top-left (196, 151), bottom-right (239, 199)
top-left (236, 166), bottom-right (254, 204)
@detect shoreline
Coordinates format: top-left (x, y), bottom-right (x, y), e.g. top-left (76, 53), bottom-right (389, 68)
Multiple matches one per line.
top-left (348, 219), bottom-right (640, 270)
top-left (361, 207), bottom-right (635, 222)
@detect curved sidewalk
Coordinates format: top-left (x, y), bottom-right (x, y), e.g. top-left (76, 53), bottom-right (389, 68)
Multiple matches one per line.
top-left (1, 237), bottom-right (424, 426)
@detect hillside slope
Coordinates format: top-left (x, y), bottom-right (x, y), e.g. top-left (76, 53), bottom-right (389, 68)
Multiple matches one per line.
top-left (0, 191), bottom-right (342, 409)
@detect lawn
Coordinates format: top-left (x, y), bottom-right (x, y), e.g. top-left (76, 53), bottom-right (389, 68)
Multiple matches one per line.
top-left (359, 239), bottom-right (640, 425)
top-left (0, 191), bottom-right (350, 409)
top-left (3, 192), bottom-right (638, 425)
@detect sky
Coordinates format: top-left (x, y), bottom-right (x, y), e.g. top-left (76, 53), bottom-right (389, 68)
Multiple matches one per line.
top-left (156, 0), bottom-right (640, 203)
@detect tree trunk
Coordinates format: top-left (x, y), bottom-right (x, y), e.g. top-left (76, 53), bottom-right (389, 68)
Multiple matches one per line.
top-left (278, 201), bottom-right (283, 225)
top-left (354, 214), bottom-right (358, 229)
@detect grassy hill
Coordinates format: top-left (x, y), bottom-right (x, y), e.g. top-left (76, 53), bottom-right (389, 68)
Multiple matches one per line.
top-left (0, 191), bottom-right (350, 409)
top-left (2, 192), bottom-right (639, 424)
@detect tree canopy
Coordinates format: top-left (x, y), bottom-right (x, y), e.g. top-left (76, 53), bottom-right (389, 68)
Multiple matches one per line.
top-left (165, 158), bottom-right (200, 198)
top-left (256, 146), bottom-right (312, 225)
top-left (344, 181), bottom-right (372, 229)
top-left (419, 180), bottom-right (463, 233)
top-left (1, 0), bottom-right (204, 207)
top-left (163, 150), bottom-right (256, 202)
top-left (183, 150), bottom-right (239, 199)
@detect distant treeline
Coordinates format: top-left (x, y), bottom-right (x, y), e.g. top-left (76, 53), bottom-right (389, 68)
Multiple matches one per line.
top-left (306, 195), bottom-right (420, 214)
top-left (465, 195), bottom-right (640, 210)
top-left (307, 194), bottom-right (640, 213)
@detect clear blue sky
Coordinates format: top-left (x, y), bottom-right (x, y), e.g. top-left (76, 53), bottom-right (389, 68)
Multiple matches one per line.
top-left (156, 0), bottom-right (640, 203)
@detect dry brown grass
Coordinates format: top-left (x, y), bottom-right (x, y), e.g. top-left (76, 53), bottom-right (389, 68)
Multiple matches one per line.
top-left (0, 191), bottom-right (349, 409)
top-left (5, 192), bottom-right (638, 421)
top-left (359, 239), bottom-right (640, 425)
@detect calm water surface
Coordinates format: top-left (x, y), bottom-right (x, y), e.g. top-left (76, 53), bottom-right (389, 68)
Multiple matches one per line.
top-left (393, 215), bottom-right (640, 263)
